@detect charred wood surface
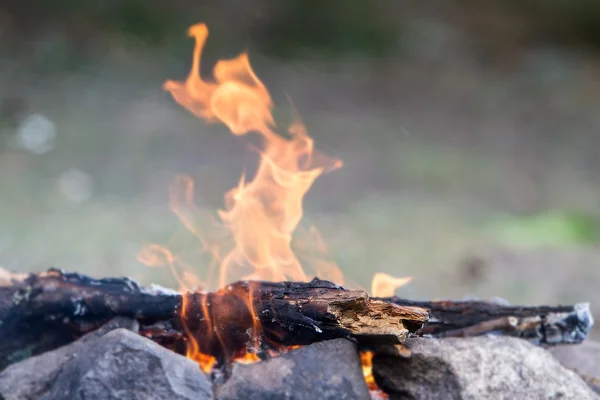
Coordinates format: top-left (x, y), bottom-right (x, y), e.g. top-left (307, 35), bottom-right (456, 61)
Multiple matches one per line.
top-left (383, 297), bottom-right (594, 346)
top-left (0, 269), bottom-right (593, 372)
top-left (0, 268), bottom-right (427, 371)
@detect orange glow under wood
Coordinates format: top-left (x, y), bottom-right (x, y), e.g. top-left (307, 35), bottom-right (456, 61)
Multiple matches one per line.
top-left (361, 351), bottom-right (376, 389)
top-left (361, 351), bottom-right (389, 398)
top-left (235, 352), bottom-right (261, 364)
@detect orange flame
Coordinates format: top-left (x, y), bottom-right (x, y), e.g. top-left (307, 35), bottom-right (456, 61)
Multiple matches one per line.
top-left (361, 351), bottom-right (389, 398)
top-left (139, 22), bottom-right (343, 370)
top-left (361, 351), bottom-right (376, 388)
top-left (163, 22), bottom-right (342, 288)
top-left (371, 273), bottom-right (413, 298)
top-left (141, 22), bottom-right (411, 374)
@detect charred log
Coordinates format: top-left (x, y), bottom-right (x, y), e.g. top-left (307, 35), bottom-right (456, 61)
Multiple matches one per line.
top-left (383, 297), bottom-right (594, 346)
top-left (0, 268), bottom-right (593, 373)
top-left (0, 268), bottom-right (427, 371)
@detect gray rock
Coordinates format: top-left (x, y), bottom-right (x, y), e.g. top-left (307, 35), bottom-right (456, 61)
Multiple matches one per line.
top-left (373, 336), bottom-right (599, 400)
top-left (215, 338), bottom-right (370, 400)
top-left (42, 328), bottom-right (212, 400)
top-left (0, 317), bottom-right (139, 400)
top-left (550, 341), bottom-right (600, 394)
top-left (550, 340), bottom-right (600, 379)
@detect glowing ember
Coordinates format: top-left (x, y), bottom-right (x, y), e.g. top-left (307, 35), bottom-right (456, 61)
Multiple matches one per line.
top-left (361, 351), bottom-right (376, 388)
top-left (234, 352), bottom-right (261, 365)
top-left (139, 21), bottom-right (411, 377)
top-left (361, 351), bottom-right (389, 398)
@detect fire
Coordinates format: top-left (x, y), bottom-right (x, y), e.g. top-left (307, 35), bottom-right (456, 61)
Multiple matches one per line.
top-left (371, 273), bottom-right (413, 298)
top-left (361, 351), bottom-right (388, 398)
top-left (140, 22), bottom-right (411, 376)
top-left (361, 351), bottom-right (376, 388)
top-left (235, 352), bottom-right (261, 365)
top-left (162, 22), bottom-right (342, 288)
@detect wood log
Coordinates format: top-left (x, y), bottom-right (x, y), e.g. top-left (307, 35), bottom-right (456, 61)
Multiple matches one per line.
top-left (0, 268), bottom-right (428, 371)
top-left (0, 269), bottom-right (593, 372)
top-left (382, 297), bottom-right (594, 346)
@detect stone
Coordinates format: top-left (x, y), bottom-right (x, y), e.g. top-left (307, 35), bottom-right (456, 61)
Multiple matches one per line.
top-left (215, 338), bottom-right (370, 400)
top-left (373, 336), bottom-right (599, 400)
top-left (0, 317), bottom-right (139, 400)
top-left (41, 328), bottom-right (212, 400)
top-left (550, 341), bottom-right (600, 394)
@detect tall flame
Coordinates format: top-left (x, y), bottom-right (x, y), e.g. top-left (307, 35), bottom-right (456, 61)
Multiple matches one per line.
top-left (141, 22), bottom-right (410, 373)
top-left (162, 23), bottom-right (342, 288)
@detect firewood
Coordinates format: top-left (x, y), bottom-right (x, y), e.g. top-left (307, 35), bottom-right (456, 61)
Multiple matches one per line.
top-left (0, 268), bottom-right (427, 370)
top-left (0, 268), bottom-right (593, 372)
top-left (383, 297), bottom-right (594, 345)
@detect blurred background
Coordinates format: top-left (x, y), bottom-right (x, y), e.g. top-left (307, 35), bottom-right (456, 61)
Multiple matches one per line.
top-left (0, 1), bottom-right (599, 335)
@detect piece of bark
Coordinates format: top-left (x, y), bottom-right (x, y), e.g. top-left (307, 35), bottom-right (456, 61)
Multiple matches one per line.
top-left (0, 268), bottom-right (428, 370)
top-left (215, 338), bottom-right (370, 400)
top-left (373, 336), bottom-right (599, 400)
top-left (383, 297), bottom-right (594, 345)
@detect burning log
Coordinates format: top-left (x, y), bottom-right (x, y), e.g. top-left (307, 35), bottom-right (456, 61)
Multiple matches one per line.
top-left (383, 297), bottom-right (594, 345)
top-left (0, 268), bottom-right (427, 371)
top-left (0, 269), bottom-right (593, 372)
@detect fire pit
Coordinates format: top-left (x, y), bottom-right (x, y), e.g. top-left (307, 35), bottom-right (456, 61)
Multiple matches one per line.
top-left (0, 268), bottom-right (596, 399)
top-left (0, 22), bottom-right (597, 399)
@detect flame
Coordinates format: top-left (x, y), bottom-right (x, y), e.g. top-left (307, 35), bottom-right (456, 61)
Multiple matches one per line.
top-left (235, 352), bottom-right (261, 364)
top-left (361, 351), bottom-right (388, 398)
top-left (162, 22), bottom-right (342, 288)
top-left (361, 351), bottom-right (376, 388)
top-left (141, 21), bottom-right (412, 375)
top-left (371, 273), bottom-right (413, 298)
top-left (140, 22), bottom-right (343, 370)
